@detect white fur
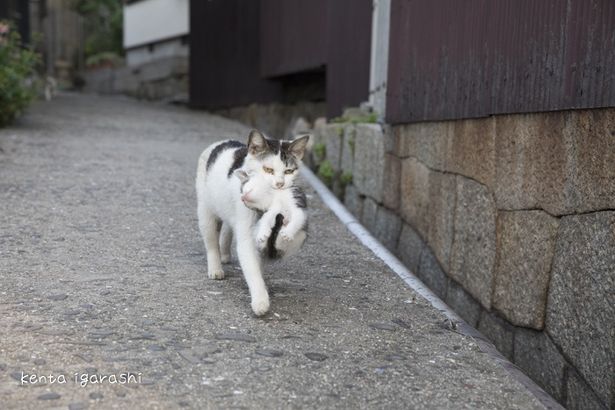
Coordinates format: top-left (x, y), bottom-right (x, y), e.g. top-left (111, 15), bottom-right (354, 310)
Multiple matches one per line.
top-left (196, 141), bottom-right (270, 315)
top-left (236, 170), bottom-right (307, 252)
top-left (195, 134), bottom-right (308, 316)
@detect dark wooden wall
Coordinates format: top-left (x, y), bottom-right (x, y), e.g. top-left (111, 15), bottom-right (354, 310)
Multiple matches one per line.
top-left (189, 0), bottom-right (282, 110)
top-left (386, 0), bottom-right (615, 124)
top-left (190, 0), bottom-right (372, 117)
top-left (260, 0), bottom-right (328, 78)
top-left (326, 0), bottom-right (373, 118)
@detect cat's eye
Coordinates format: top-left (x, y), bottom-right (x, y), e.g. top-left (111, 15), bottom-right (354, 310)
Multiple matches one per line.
top-left (284, 169), bottom-right (295, 175)
top-left (263, 166), bottom-right (274, 174)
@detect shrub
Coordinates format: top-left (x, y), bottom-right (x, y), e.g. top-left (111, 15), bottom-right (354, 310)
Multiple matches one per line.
top-left (0, 21), bottom-right (40, 127)
top-left (340, 172), bottom-right (353, 187)
top-left (72, 0), bottom-right (123, 60)
top-left (317, 160), bottom-right (335, 187)
top-left (312, 142), bottom-right (326, 162)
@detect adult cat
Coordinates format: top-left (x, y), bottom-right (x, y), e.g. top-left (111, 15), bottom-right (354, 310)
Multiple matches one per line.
top-left (195, 130), bottom-right (309, 316)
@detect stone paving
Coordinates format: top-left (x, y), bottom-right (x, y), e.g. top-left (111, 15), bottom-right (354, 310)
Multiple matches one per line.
top-left (0, 94), bottom-right (546, 409)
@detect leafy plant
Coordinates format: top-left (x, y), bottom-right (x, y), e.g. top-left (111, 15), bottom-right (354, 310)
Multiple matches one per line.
top-left (0, 21), bottom-right (40, 127)
top-left (331, 112), bottom-right (378, 124)
top-left (312, 142), bottom-right (326, 162)
top-left (85, 51), bottom-right (122, 69)
top-left (317, 160), bottom-right (335, 187)
top-left (346, 128), bottom-right (356, 154)
top-left (340, 172), bottom-right (353, 187)
top-left (72, 0), bottom-right (123, 60)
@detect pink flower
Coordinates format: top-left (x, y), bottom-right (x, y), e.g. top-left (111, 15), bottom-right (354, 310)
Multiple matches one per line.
top-left (0, 23), bottom-right (9, 35)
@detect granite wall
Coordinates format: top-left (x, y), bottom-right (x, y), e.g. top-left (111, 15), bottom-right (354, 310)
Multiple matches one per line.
top-left (307, 109), bottom-right (615, 410)
top-left (83, 56), bottom-right (188, 102)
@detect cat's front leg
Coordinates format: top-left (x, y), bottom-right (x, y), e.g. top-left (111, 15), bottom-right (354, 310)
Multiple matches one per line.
top-left (235, 223), bottom-right (270, 316)
top-left (197, 205), bottom-right (225, 280)
top-left (219, 222), bottom-right (232, 263)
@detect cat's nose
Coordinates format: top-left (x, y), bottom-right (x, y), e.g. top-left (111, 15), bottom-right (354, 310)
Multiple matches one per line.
top-left (275, 181), bottom-right (284, 189)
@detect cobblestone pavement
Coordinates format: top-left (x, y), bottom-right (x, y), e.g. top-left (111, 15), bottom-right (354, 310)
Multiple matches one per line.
top-left (0, 94), bottom-right (545, 409)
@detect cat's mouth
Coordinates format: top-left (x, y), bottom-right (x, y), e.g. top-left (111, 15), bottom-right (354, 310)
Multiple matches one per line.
top-left (241, 195), bottom-right (255, 207)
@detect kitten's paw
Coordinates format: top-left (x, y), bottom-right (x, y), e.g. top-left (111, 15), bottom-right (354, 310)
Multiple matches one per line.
top-left (208, 269), bottom-right (225, 280)
top-left (251, 295), bottom-right (270, 316)
top-left (279, 228), bottom-right (293, 241)
top-left (220, 254), bottom-right (231, 264)
top-left (256, 231), bottom-right (270, 247)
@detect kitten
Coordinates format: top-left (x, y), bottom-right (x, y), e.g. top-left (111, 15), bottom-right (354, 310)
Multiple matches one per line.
top-left (234, 169), bottom-right (307, 259)
top-left (195, 130), bottom-right (309, 316)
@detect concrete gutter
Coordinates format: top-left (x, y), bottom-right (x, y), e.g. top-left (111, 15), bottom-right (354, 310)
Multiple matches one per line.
top-left (301, 166), bottom-right (564, 410)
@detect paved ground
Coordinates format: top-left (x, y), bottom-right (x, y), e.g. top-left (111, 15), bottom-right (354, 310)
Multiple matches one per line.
top-left (0, 94), bottom-right (545, 409)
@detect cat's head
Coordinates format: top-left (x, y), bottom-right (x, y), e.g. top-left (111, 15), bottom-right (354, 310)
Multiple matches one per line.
top-left (234, 169), bottom-right (270, 211)
top-left (243, 130), bottom-right (309, 190)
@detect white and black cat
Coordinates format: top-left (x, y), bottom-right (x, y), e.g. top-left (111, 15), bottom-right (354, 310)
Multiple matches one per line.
top-left (234, 168), bottom-right (307, 259)
top-left (195, 130), bottom-right (309, 316)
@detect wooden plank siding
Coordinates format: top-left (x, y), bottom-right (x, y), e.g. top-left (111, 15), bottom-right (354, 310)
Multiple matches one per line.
top-left (189, 0), bottom-right (282, 110)
top-left (189, 0), bottom-right (372, 117)
top-left (326, 0), bottom-right (373, 118)
top-left (386, 0), bottom-right (615, 124)
top-left (260, 0), bottom-right (328, 78)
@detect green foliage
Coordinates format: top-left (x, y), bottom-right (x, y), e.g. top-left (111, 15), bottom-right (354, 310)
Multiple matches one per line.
top-left (330, 112), bottom-right (378, 124)
top-left (72, 0), bottom-right (123, 61)
top-left (0, 21), bottom-right (40, 127)
top-left (347, 128), bottom-right (356, 155)
top-left (317, 160), bottom-right (335, 187)
top-left (85, 51), bottom-right (122, 68)
top-left (313, 142), bottom-right (326, 162)
top-left (340, 172), bottom-right (353, 187)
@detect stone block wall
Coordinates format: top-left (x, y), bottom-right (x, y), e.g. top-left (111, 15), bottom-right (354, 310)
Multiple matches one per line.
top-left (83, 56), bottom-right (189, 102)
top-left (307, 109), bottom-right (615, 409)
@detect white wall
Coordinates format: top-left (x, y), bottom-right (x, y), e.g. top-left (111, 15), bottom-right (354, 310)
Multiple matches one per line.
top-left (124, 0), bottom-right (189, 49)
top-left (368, 0), bottom-right (390, 119)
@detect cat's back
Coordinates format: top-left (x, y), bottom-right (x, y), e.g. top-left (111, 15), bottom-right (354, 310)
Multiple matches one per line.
top-left (198, 139), bottom-right (246, 177)
top-left (196, 139), bottom-right (247, 212)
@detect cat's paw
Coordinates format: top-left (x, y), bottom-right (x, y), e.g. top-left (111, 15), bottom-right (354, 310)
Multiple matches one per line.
top-left (208, 269), bottom-right (225, 280)
top-left (251, 295), bottom-right (270, 316)
top-left (220, 253), bottom-right (231, 264)
top-left (279, 227), bottom-right (293, 241)
top-left (255, 231), bottom-right (270, 247)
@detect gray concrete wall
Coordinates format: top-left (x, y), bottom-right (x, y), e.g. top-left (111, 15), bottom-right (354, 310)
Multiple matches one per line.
top-left (83, 56), bottom-right (188, 101)
top-left (126, 38), bottom-right (188, 67)
top-left (307, 109), bottom-right (615, 410)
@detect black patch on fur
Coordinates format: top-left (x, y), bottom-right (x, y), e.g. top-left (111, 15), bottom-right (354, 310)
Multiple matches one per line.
top-left (291, 186), bottom-right (307, 208)
top-left (228, 147), bottom-right (248, 178)
top-left (266, 214), bottom-right (285, 259)
top-left (207, 140), bottom-right (245, 171)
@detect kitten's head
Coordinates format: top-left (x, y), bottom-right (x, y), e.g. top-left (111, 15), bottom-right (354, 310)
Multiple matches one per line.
top-left (234, 169), bottom-right (267, 210)
top-left (243, 130), bottom-right (309, 190)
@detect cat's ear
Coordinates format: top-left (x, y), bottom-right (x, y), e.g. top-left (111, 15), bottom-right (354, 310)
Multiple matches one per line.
top-left (234, 169), bottom-right (249, 183)
top-left (247, 130), bottom-right (268, 156)
top-left (288, 134), bottom-right (310, 161)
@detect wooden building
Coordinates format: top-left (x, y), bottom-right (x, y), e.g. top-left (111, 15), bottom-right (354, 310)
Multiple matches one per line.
top-left (189, 0), bottom-right (372, 118)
